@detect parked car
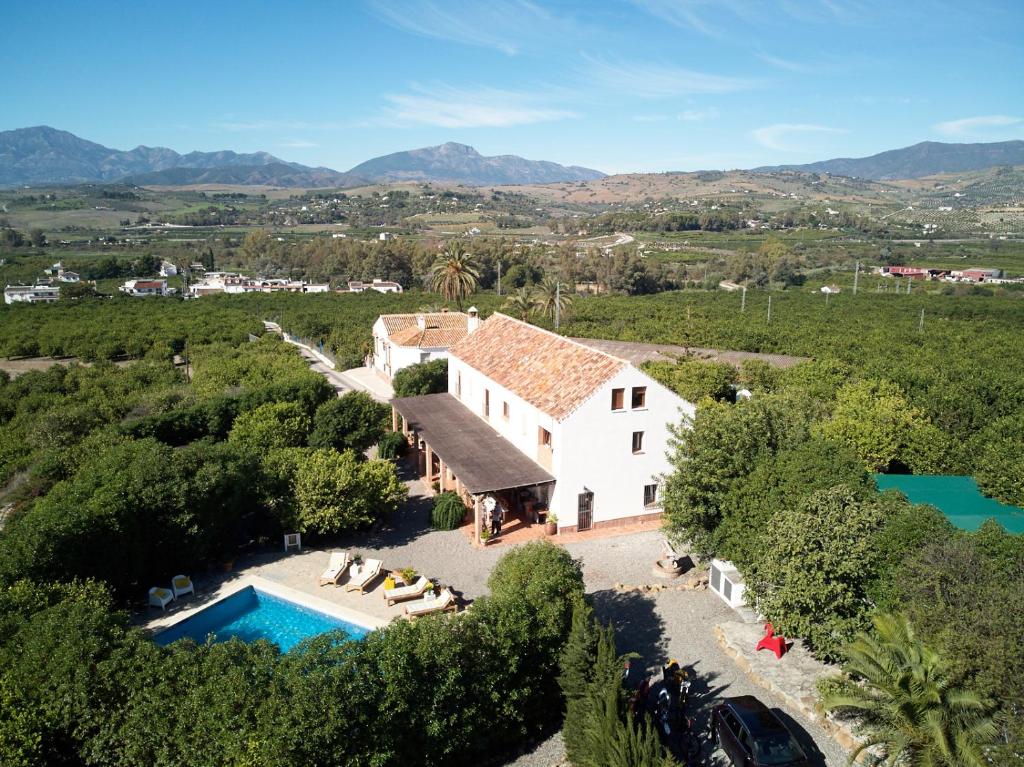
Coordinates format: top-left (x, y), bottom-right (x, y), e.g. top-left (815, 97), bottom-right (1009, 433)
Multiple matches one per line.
top-left (710, 696), bottom-right (810, 767)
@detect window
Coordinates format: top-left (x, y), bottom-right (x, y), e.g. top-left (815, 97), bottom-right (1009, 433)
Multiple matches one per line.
top-left (643, 483), bottom-right (658, 507)
top-left (538, 427), bottom-right (552, 448)
top-left (631, 431), bottom-right (644, 454)
top-left (484, 389), bottom-right (490, 418)
top-left (611, 388), bottom-right (624, 410)
top-left (502, 401), bottom-right (510, 420)
top-left (631, 386), bottom-right (647, 408)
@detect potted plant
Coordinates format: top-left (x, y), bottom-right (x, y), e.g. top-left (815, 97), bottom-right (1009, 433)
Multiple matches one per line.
top-left (383, 574), bottom-right (396, 590)
top-left (400, 567), bottom-right (417, 585)
top-left (545, 512), bottom-right (558, 536)
top-left (479, 526), bottom-right (491, 546)
top-left (352, 553), bottom-right (363, 565)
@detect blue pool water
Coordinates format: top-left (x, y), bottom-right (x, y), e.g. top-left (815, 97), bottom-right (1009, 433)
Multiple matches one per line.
top-left (154, 586), bottom-right (370, 651)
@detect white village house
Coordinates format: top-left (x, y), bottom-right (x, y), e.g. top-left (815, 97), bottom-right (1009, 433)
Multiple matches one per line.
top-left (4, 284), bottom-right (61, 305)
top-left (120, 279), bottom-right (171, 297)
top-left (391, 313), bottom-right (695, 538)
top-left (372, 310), bottom-right (471, 380)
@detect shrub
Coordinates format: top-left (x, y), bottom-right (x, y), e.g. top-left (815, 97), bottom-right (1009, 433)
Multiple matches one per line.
top-left (431, 492), bottom-right (466, 531)
top-left (376, 431), bottom-right (407, 460)
top-left (392, 358), bottom-right (448, 398)
top-left (308, 392), bottom-right (389, 455)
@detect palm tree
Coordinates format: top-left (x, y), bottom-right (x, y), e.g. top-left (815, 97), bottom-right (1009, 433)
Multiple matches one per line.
top-left (502, 287), bottom-right (534, 321)
top-left (429, 243), bottom-right (479, 310)
top-left (531, 278), bottom-right (573, 327)
top-left (822, 613), bottom-right (996, 767)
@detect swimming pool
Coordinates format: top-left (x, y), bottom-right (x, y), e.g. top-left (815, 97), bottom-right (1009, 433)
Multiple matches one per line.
top-left (154, 586), bottom-right (371, 651)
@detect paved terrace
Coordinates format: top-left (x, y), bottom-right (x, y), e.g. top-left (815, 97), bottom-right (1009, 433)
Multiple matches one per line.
top-left (571, 337), bottom-right (809, 369)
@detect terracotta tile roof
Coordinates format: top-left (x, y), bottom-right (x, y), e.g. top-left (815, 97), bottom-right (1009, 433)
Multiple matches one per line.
top-left (379, 312), bottom-right (469, 348)
top-left (389, 323), bottom-right (468, 349)
top-left (380, 312), bottom-right (468, 335)
top-left (449, 313), bottom-right (626, 421)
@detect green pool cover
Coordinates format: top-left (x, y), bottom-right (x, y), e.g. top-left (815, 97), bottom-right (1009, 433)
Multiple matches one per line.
top-left (875, 474), bottom-right (1024, 534)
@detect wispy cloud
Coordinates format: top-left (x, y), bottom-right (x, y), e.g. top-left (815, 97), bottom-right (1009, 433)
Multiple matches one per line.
top-left (582, 55), bottom-right (756, 99)
top-left (679, 108), bottom-right (719, 121)
top-left (366, 0), bottom-right (578, 55)
top-left (631, 0), bottom-right (873, 37)
top-left (279, 139), bottom-right (318, 149)
top-left (751, 123), bottom-right (847, 151)
top-left (381, 83), bottom-right (577, 128)
top-left (933, 114), bottom-right (1022, 136)
top-left (632, 115), bottom-right (670, 123)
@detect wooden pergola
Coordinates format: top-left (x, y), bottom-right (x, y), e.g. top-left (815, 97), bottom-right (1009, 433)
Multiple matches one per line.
top-left (391, 393), bottom-right (555, 546)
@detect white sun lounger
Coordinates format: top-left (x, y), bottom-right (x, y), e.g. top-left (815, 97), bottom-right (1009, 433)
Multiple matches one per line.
top-left (171, 575), bottom-right (194, 599)
top-left (404, 588), bottom-right (457, 619)
top-left (319, 551), bottom-right (351, 586)
top-left (149, 586), bottom-right (174, 610)
top-left (384, 576), bottom-right (429, 606)
top-left (345, 559), bottom-right (383, 594)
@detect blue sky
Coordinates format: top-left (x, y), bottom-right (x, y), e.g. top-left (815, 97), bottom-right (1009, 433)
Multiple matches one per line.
top-left (3, 1), bottom-right (1022, 174)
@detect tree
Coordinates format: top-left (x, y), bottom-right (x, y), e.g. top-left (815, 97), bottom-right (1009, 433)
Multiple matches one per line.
top-left (29, 229), bottom-right (47, 248)
top-left (817, 379), bottom-right (945, 472)
top-left (308, 392), bottom-right (388, 455)
top-left (391, 358), bottom-right (448, 398)
top-left (293, 449), bottom-right (405, 535)
top-left (429, 243), bottom-right (479, 310)
top-left (228, 401), bottom-right (309, 452)
top-left (821, 613), bottom-right (996, 767)
top-left (746, 486), bottom-right (887, 659)
top-left (642, 359), bottom-right (737, 403)
top-left (502, 287), bottom-right (534, 321)
top-left (531, 278), bottom-right (573, 324)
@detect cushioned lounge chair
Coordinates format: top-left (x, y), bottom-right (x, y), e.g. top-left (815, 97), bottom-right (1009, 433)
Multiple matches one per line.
top-left (345, 558), bottom-right (383, 594)
top-left (384, 576), bottom-right (429, 606)
top-left (404, 588), bottom-right (457, 620)
top-left (319, 551), bottom-right (351, 586)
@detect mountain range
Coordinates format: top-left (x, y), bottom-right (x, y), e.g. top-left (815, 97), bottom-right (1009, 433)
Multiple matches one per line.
top-left (2, 126), bottom-right (1023, 188)
top-left (0, 127), bottom-right (604, 188)
top-left (753, 140), bottom-right (1024, 180)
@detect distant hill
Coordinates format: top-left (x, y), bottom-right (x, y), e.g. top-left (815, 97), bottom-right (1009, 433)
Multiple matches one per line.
top-left (121, 163), bottom-right (363, 187)
top-left (0, 126), bottom-right (352, 187)
top-left (347, 142), bottom-right (605, 185)
top-left (753, 140), bottom-right (1024, 180)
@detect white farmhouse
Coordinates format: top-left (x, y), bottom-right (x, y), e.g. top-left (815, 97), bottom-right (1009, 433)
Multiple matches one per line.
top-left (159, 260), bottom-right (179, 277)
top-left (344, 279), bottom-right (403, 294)
top-left (372, 310), bottom-right (470, 380)
top-left (391, 313), bottom-right (694, 539)
top-left (4, 284), bottom-right (61, 304)
top-left (120, 279), bottom-right (170, 297)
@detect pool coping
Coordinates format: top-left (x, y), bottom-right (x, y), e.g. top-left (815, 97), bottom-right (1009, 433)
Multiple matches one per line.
top-left (144, 575), bottom-right (390, 638)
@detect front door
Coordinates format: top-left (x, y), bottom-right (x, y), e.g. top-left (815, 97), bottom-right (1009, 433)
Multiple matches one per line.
top-left (577, 491), bottom-right (594, 531)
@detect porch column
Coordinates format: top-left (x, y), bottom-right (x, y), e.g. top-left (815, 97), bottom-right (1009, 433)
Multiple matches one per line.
top-left (473, 495), bottom-right (482, 547)
top-left (455, 477), bottom-right (464, 498)
top-left (391, 406), bottom-right (399, 432)
top-left (438, 460), bottom-right (447, 491)
top-left (425, 444), bottom-right (434, 490)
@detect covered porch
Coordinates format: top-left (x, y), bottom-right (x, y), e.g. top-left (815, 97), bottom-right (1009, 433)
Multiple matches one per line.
top-left (391, 393), bottom-right (555, 547)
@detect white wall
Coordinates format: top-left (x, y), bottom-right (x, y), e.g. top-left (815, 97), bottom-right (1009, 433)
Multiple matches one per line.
top-left (550, 367), bottom-right (694, 529)
top-left (447, 355), bottom-right (559, 468)
top-left (373, 317), bottom-right (452, 380)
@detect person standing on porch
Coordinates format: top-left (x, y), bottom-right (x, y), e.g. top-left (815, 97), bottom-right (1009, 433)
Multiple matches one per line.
top-left (484, 495), bottom-right (496, 532)
top-left (491, 499), bottom-right (504, 537)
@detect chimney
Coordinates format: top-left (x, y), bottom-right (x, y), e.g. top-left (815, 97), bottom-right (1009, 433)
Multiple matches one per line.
top-left (416, 314), bottom-right (426, 330)
top-left (467, 306), bottom-right (479, 333)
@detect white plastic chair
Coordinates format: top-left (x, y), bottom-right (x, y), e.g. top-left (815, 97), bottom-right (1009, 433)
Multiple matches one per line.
top-left (171, 575), bottom-right (194, 599)
top-left (284, 533), bottom-right (302, 552)
top-left (149, 586), bottom-right (174, 610)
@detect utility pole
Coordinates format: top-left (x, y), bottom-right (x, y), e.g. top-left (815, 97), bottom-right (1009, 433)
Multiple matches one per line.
top-left (767, 295), bottom-right (772, 323)
top-left (497, 261), bottom-right (502, 296)
top-left (853, 261), bottom-right (860, 296)
top-left (906, 276), bottom-right (912, 295)
top-left (555, 281), bottom-right (561, 330)
top-left (741, 286), bottom-right (746, 313)
top-left (918, 308), bottom-right (925, 332)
